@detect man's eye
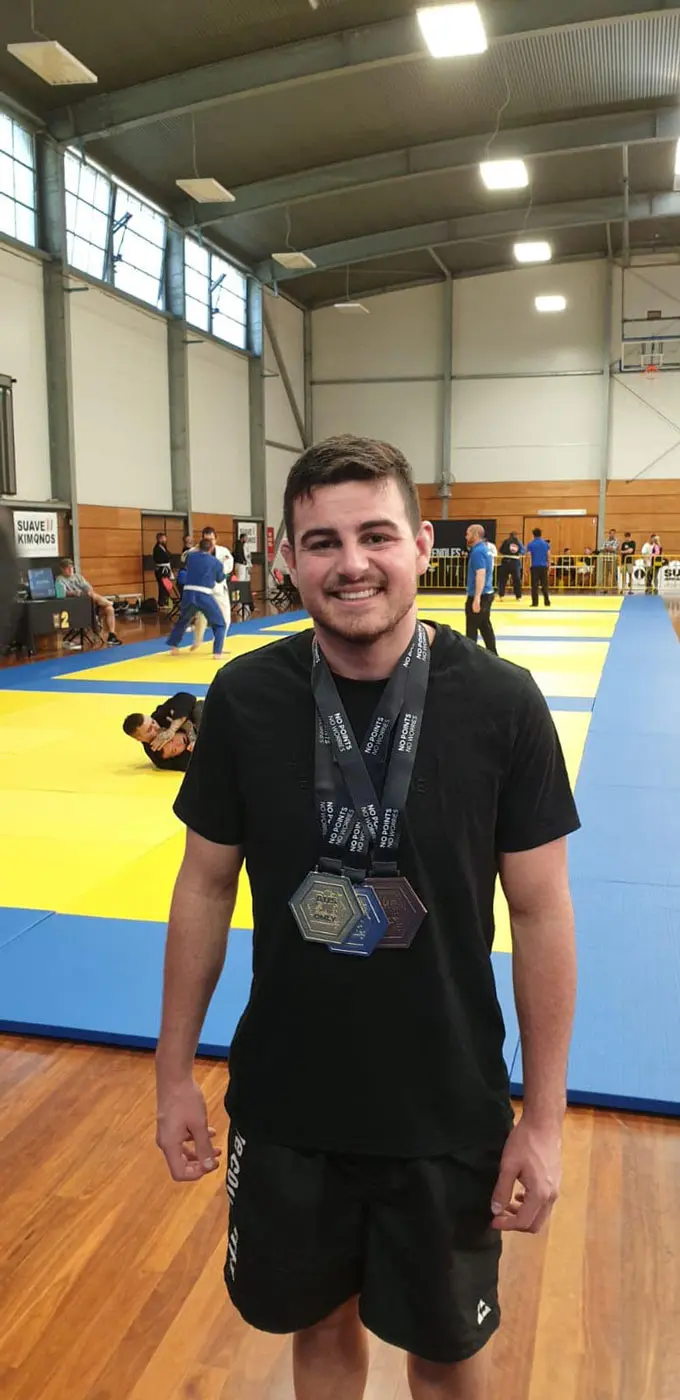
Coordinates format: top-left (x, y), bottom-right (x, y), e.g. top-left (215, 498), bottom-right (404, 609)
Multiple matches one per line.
top-left (365, 534), bottom-right (390, 545)
top-left (310, 539), bottom-right (336, 551)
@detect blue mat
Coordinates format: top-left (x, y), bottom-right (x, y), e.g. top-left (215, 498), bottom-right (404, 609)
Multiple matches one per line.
top-left (0, 912), bottom-right (253, 1057)
top-left (511, 595), bottom-right (680, 1115)
top-left (1, 596), bottom-right (678, 1117)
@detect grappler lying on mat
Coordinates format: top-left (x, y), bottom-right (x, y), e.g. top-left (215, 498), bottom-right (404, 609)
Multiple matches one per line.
top-left (123, 692), bottom-right (204, 772)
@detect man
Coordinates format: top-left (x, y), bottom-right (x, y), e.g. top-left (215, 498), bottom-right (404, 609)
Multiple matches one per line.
top-left (153, 532), bottom-right (173, 610)
top-left (465, 523), bottom-right (497, 654)
top-left (123, 692), bottom-right (203, 772)
top-left (181, 533), bottom-right (194, 565)
top-left (497, 531), bottom-right (525, 601)
top-left (527, 529), bottom-right (551, 608)
top-left (557, 547), bottom-right (576, 591)
top-left (166, 539), bottom-right (228, 658)
top-left (621, 532), bottom-right (637, 593)
top-left (55, 558), bottom-right (122, 645)
top-left (156, 435), bottom-right (578, 1400)
top-left (191, 527), bottom-right (234, 647)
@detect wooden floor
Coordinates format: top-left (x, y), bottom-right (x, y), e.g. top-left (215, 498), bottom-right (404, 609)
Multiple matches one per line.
top-left (0, 1036), bottom-right (678, 1400)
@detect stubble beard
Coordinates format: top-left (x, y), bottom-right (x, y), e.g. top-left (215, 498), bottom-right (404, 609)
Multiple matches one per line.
top-left (309, 585), bottom-right (416, 647)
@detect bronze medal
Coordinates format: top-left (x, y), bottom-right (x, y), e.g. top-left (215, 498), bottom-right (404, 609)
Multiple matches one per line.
top-left (367, 875), bottom-right (427, 949)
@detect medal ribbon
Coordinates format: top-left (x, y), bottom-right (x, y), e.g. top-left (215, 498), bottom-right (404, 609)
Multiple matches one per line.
top-left (312, 622), bottom-right (430, 880)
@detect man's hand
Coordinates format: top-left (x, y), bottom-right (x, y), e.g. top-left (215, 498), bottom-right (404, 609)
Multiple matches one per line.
top-left (472, 597), bottom-right (481, 614)
top-left (156, 1078), bottom-right (222, 1183)
top-left (490, 1116), bottom-right (562, 1234)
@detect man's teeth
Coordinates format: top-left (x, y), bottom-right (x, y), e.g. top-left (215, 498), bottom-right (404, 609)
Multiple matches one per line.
top-left (336, 588), bottom-right (380, 600)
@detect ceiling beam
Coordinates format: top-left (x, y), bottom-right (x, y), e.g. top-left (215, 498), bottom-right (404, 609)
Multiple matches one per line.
top-left (255, 192), bottom-right (680, 282)
top-left (176, 108), bottom-right (680, 231)
top-left (47, 1), bottom-right (675, 145)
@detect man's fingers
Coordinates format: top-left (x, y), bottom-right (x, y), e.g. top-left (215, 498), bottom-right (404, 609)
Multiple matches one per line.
top-left (493, 1191), bottom-right (551, 1233)
top-left (491, 1167), bottom-right (517, 1219)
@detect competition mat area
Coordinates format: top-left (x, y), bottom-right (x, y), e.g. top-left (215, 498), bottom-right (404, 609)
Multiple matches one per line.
top-left (0, 594), bottom-right (678, 1115)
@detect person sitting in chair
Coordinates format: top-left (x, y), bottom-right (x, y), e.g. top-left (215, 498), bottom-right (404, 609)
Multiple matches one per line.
top-left (55, 559), bottom-right (122, 646)
top-left (123, 692), bottom-right (204, 772)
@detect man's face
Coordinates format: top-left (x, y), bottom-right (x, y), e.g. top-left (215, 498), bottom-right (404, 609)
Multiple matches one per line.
top-left (161, 733), bottom-right (188, 759)
top-left (64, 564), bottom-right (74, 576)
top-left (134, 717), bottom-right (160, 744)
top-left (609, 530), bottom-right (616, 539)
top-left (282, 478), bottom-right (433, 647)
top-left (160, 535), bottom-right (167, 545)
top-left (465, 526), bottom-right (476, 548)
top-left (203, 532), bottom-right (217, 551)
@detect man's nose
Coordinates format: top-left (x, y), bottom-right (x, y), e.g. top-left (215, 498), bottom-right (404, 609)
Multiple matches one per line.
top-left (336, 541), bottom-right (370, 577)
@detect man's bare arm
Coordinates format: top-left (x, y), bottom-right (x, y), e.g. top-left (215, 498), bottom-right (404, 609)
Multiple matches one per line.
top-left (156, 829), bottom-right (243, 1182)
top-left (490, 837), bottom-right (577, 1233)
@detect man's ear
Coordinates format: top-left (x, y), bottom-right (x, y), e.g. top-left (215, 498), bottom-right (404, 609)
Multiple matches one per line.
top-left (281, 538), bottom-right (297, 584)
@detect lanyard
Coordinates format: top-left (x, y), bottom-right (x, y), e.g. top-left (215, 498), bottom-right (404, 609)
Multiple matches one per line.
top-left (312, 622), bottom-right (430, 880)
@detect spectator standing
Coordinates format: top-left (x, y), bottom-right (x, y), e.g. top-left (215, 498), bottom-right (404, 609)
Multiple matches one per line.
top-left (153, 532), bottom-right (173, 610)
top-left (465, 523), bottom-right (497, 653)
top-left (621, 532), bottom-right (637, 593)
top-left (497, 531), bottom-right (525, 601)
top-left (527, 529), bottom-right (551, 608)
top-left (180, 533), bottom-right (194, 565)
top-left (233, 532), bottom-right (252, 582)
top-left (55, 559), bottom-right (122, 646)
top-left (651, 535), bottom-right (664, 592)
top-left (601, 528), bottom-right (619, 591)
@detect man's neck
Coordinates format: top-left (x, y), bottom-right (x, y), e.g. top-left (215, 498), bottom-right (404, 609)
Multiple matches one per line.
top-left (314, 608), bottom-right (433, 681)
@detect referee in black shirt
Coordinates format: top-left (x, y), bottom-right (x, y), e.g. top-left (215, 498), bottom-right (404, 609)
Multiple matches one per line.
top-left (156, 437), bottom-right (578, 1400)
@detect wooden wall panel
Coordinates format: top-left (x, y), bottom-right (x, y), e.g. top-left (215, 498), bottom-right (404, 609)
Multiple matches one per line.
top-left (418, 479), bottom-right (680, 556)
top-left (78, 504), bottom-right (143, 598)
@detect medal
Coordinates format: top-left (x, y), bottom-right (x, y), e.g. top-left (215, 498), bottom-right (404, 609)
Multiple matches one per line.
top-left (367, 875), bottom-right (427, 949)
top-left (329, 883), bottom-right (389, 958)
top-left (289, 871), bottom-right (363, 946)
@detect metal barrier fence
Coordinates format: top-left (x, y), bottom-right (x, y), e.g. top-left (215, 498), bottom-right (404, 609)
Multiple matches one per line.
top-left (422, 555), bottom-right (674, 595)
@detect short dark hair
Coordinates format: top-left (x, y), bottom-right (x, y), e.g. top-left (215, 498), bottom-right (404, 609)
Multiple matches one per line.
top-left (532, 528), bottom-right (542, 538)
top-left (199, 538), bottom-right (212, 552)
top-left (283, 435), bottom-right (421, 546)
top-left (202, 525), bottom-right (215, 536)
top-left (625, 531), bottom-right (631, 537)
top-left (156, 531), bottom-right (166, 541)
top-left (123, 713), bottom-right (145, 737)
top-left (60, 557), bottom-right (74, 570)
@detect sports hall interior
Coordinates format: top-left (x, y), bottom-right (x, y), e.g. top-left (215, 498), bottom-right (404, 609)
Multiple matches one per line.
top-left (1, 3), bottom-right (680, 1397)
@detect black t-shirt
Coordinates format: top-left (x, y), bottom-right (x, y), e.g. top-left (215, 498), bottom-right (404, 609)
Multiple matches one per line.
top-left (499, 538), bottom-right (522, 559)
top-left (144, 692), bottom-right (199, 772)
top-left (621, 539), bottom-right (636, 557)
top-left (174, 625), bottom-right (580, 1161)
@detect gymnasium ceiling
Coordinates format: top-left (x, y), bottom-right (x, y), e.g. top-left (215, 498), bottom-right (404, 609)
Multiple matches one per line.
top-left (2, 1), bottom-right (680, 305)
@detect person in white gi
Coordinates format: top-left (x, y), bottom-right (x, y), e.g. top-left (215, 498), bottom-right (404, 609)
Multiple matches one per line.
top-left (190, 527), bottom-right (234, 648)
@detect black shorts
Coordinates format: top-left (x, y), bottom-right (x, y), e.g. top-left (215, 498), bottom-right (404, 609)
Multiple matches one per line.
top-left (224, 1123), bottom-right (503, 1365)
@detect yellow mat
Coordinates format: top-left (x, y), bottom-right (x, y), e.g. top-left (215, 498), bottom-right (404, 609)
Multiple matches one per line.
top-left (60, 630), bottom-right (282, 686)
top-left (0, 688), bottom-right (588, 951)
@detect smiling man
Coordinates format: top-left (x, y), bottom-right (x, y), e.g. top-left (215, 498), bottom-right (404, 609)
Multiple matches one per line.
top-left (156, 436), bottom-right (579, 1400)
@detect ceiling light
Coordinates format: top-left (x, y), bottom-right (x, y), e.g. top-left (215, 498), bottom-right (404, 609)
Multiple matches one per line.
top-left (535, 295), bottom-right (567, 313)
top-left (417, 4), bottom-right (487, 58)
top-left (333, 301), bottom-right (370, 314)
top-left (6, 40), bottom-right (97, 85)
top-left (480, 159), bottom-right (529, 191)
top-left (176, 177), bottom-right (235, 203)
top-left (272, 251), bottom-right (316, 270)
top-left (514, 241), bottom-right (552, 264)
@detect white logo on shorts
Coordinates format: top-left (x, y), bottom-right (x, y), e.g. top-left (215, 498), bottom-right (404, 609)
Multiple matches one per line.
top-left (477, 1299), bottom-right (492, 1326)
top-left (226, 1129), bottom-right (247, 1205)
top-left (227, 1224), bottom-right (239, 1281)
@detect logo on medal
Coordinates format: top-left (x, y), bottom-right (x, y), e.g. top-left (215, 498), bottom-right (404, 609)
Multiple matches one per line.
top-left (289, 871), bottom-right (363, 946)
top-left (367, 876), bottom-right (427, 949)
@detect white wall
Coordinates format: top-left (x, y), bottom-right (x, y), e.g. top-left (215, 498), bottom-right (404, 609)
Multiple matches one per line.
top-left (311, 270), bottom-right (607, 484)
top-left (188, 338), bottom-right (251, 514)
top-left (69, 284), bottom-right (172, 508)
top-left (0, 245), bottom-right (51, 501)
top-left (609, 261), bottom-right (680, 480)
top-left (312, 285), bottom-right (443, 483)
